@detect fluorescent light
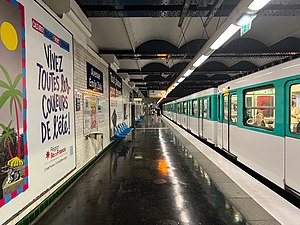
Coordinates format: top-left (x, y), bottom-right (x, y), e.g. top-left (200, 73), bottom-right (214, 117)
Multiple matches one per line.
top-left (248, 0), bottom-right (271, 11)
top-left (210, 24), bottom-right (240, 50)
top-left (193, 55), bottom-right (209, 68)
top-left (178, 77), bottom-right (185, 83)
top-left (183, 69), bottom-right (194, 77)
top-left (174, 83), bottom-right (179, 87)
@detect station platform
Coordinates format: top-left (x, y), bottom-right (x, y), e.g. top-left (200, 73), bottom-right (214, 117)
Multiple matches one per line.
top-left (34, 116), bottom-right (300, 225)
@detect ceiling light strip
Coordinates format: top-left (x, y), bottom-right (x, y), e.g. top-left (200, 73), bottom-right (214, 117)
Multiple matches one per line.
top-left (158, 0), bottom-right (272, 103)
top-left (210, 24), bottom-right (240, 50)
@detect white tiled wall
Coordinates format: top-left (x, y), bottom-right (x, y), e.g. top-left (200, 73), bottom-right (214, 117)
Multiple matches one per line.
top-left (73, 40), bottom-right (111, 168)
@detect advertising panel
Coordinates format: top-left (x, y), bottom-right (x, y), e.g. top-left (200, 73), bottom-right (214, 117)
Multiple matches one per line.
top-left (0, 0), bottom-right (75, 223)
top-left (149, 90), bottom-right (166, 98)
top-left (109, 69), bottom-right (123, 133)
top-left (0, 0), bottom-right (27, 207)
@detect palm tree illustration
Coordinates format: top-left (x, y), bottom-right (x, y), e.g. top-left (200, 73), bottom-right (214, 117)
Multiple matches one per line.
top-left (0, 121), bottom-right (14, 159)
top-left (0, 64), bottom-right (22, 159)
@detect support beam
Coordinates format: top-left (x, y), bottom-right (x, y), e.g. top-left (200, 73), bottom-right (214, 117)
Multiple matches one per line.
top-left (178, 0), bottom-right (192, 28)
top-left (203, 0), bottom-right (225, 28)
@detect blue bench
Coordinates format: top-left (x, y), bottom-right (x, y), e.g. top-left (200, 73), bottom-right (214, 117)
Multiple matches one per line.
top-left (112, 123), bottom-right (134, 140)
top-left (135, 114), bottom-right (145, 125)
top-left (135, 116), bottom-right (142, 124)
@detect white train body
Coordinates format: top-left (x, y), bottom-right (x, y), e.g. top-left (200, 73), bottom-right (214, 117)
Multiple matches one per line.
top-left (163, 57), bottom-right (300, 195)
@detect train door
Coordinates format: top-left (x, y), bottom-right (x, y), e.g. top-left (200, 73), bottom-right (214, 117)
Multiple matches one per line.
top-left (222, 94), bottom-right (229, 151)
top-left (185, 101), bottom-right (188, 129)
top-left (177, 102), bottom-right (180, 123)
top-left (217, 94), bottom-right (223, 148)
top-left (284, 81), bottom-right (300, 193)
top-left (182, 101), bottom-right (186, 127)
top-left (172, 103), bottom-right (175, 121)
top-left (177, 103), bottom-right (180, 124)
top-left (199, 98), bottom-right (203, 137)
top-left (187, 100), bottom-right (191, 130)
top-left (174, 103), bottom-right (177, 122)
top-left (222, 93), bottom-right (238, 152)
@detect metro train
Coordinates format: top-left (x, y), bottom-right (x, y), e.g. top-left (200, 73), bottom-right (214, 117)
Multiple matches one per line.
top-left (162, 57), bottom-right (300, 196)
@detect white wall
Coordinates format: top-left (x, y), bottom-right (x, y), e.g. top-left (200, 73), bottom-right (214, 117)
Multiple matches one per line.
top-left (73, 40), bottom-right (111, 168)
top-left (2, 0), bottom-right (133, 224)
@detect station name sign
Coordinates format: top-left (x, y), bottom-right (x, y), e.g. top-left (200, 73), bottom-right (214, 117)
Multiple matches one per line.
top-left (87, 62), bottom-right (103, 93)
top-left (109, 69), bottom-right (122, 97)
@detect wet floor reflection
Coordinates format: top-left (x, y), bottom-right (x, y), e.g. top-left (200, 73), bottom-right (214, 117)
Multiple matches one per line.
top-left (36, 116), bottom-right (246, 225)
top-left (163, 129), bottom-right (246, 225)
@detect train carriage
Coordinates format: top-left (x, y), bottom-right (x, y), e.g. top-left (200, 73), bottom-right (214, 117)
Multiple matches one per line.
top-left (163, 57), bottom-right (300, 196)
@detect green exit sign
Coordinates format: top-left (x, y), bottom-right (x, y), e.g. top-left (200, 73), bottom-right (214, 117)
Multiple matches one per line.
top-left (241, 23), bottom-right (251, 36)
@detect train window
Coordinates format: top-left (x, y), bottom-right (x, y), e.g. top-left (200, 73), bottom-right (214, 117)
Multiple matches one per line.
top-left (183, 101), bottom-right (187, 114)
top-left (203, 98), bottom-right (208, 119)
top-left (199, 99), bottom-right (203, 118)
top-left (177, 103), bottom-right (180, 114)
top-left (230, 94), bottom-right (238, 123)
top-left (224, 96), bottom-right (228, 121)
top-left (290, 84), bottom-right (300, 134)
top-left (192, 100), bottom-right (198, 116)
top-left (244, 86), bottom-right (275, 130)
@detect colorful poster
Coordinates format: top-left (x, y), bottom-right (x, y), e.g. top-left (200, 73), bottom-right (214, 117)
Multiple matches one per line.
top-left (84, 95), bottom-right (91, 134)
top-left (0, 0), bottom-right (27, 207)
top-left (0, 0), bottom-right (75, 223)
top-left (84, 95), bottom-right (102, 134)
top-left (90, 98), bottom-right (97, 129)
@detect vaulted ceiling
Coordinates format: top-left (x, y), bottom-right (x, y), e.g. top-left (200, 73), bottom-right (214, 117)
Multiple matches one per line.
top-left (76, 0), bottom-right (300, 99)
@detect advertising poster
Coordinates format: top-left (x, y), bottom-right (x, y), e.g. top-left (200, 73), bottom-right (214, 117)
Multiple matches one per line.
top-left (90, 98), bottom-right (97, 129)
top-left (0, 0), bottom-right (75, 223)
top-left (28, 3), bottom-right (75, 188)
top-left (83, 95), bottom-right (91, 135)
top-left (109, 69), bottom-right (123, 134)
top-left (84, 95), bottom-right (104, 134)
top-left (0, 0), bottom-right (28, 207)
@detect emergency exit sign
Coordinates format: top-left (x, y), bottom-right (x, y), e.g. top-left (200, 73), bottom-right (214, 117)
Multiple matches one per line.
top-left (241, 23), bottom-right (251, 36)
